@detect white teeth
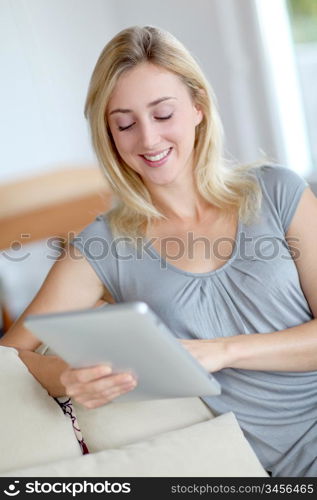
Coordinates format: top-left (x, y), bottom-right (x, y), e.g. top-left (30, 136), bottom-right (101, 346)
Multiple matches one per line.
top-left (143, 148), bottom-right (170, 162)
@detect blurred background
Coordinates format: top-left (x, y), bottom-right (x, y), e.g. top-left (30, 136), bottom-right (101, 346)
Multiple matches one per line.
top-left (1, 0), bottom-right (316, 331)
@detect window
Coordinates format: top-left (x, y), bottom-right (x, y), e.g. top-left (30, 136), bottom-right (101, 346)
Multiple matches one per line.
top-left (287, 0), bottom-right (317, 172)
top-left (255, 0), bottom-right (313, 176)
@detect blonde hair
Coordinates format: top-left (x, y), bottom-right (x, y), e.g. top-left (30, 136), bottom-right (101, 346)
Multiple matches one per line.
top-left (85, 25), bottom-right (262, 238)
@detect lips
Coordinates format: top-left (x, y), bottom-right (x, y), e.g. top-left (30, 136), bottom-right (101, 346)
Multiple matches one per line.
top-left (139, 147), bottom-right (172, 167)
top-left (142, 148), bottom-right (171, 161)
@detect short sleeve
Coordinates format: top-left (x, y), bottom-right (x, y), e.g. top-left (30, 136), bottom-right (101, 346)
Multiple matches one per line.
top-left (69, 214), bottom-right (122, 302)
top-left (256, 165), bottom-right (309, 233)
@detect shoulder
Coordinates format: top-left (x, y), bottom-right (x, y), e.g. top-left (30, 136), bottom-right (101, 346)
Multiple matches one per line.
top-left (73, 213), bottom-right (112, 241)
top-left (69, 213), bottom-right (114, 258)
top-left (252, 164), bottom-right (309, 233)
top-left (252, 164), bottom-right (308, 205)
top-left (253, 164), bottom-right (308, 192)
top-left (68, 212), bottom-right (123, 302)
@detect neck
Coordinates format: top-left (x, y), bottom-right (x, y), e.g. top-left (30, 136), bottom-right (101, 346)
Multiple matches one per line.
top-left (147, 172), bottom-right (213, 223)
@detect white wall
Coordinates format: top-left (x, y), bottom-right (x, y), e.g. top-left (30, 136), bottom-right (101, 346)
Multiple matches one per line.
top-left (0, 0), bottom-right (117, 182)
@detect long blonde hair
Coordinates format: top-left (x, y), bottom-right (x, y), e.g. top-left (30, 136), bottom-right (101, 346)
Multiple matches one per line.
top-left (84, 25), bottom-right (262, 238)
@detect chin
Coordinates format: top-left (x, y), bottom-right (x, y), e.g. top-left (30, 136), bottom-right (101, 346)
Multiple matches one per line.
top-left (148, 173), bottom-right (182, 187)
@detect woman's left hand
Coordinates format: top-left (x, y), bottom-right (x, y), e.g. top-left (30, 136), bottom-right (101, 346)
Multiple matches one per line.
top-left (179, 338), bottom-right (230, 373)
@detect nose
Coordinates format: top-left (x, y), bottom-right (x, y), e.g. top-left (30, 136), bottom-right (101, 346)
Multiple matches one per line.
top-left (139, 120), bottom-right (161, 151)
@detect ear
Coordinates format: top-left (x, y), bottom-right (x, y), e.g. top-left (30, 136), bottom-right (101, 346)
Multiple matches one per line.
top-left (194, 105), bottom-right (203, 127)
top-left (193, 87), bottom-right (206, 126)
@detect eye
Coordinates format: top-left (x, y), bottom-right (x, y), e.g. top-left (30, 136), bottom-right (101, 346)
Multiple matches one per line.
top-left (118, 122), bottom-right (135, 132)
top-left (117, 113), bottom-right (173, 132)
top-left (155, 113), bottom-right (173, 121)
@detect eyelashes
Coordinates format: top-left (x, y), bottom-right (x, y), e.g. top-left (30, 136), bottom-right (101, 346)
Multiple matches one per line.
top-left (118, 123), bottom-right (135, 132)
top-left (118, 113), bottom-right (173, 132)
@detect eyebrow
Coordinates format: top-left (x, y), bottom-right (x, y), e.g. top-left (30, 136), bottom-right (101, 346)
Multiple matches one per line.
top-left (109, 96), bottom-right (176, 115)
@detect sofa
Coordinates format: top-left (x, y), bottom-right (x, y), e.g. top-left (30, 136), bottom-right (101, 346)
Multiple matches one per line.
top-left (0, 346), bottom-right (268, 477)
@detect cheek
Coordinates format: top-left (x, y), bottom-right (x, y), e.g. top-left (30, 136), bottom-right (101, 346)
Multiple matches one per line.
top-left (171, 111), bottom-right (197, 143)
top-left (165, 118), bottom-right (189, 142)
top-left (172, 123), bottom-right (196, 152)
top-left (111, 132), bottom-right (135, 156)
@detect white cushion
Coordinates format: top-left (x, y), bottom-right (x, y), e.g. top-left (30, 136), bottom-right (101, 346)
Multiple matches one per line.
top-left (3, 412), bottom-right (268, 477)
top-left (0, 346), bottom-right (81, 474)
top-left (44, 344), bottom-right (216, 451)
top-left (73, 396), bottom-right (214, 452)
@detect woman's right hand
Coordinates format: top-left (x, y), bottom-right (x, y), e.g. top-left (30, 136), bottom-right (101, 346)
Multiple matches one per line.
top-left (60, 364), bottom-right (138, 409)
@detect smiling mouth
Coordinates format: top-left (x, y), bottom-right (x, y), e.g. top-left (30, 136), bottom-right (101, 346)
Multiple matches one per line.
top-left (140, 147), bottom-right (172, 162)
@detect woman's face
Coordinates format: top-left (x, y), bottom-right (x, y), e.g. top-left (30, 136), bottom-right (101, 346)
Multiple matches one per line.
top-left (107, 63), bottom-right (203, 188)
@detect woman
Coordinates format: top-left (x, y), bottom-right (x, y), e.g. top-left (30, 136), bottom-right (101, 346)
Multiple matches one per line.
top-left (1, 26), bottom-right (317, 477)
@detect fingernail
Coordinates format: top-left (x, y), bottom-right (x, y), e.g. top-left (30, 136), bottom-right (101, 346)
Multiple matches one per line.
top-left (127, 380), bottom-right (137, 388)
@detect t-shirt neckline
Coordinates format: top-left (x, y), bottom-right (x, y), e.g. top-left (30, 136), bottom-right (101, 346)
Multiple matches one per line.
top-left (144, 219), bottom-right (243, 278)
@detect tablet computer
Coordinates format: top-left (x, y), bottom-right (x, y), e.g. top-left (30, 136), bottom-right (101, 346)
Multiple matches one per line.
top-left (24, 301), bottom-right (221, 402)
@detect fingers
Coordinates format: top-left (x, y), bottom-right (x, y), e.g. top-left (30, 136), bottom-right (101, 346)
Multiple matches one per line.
top-left (76, 381), bottom-right (136, 409)
top-left (60, 364), bottom-right (112, 386)
top-left (67, 372), bottom-right (136, 399)
top-left (60, 364), bottom-right (138, 408)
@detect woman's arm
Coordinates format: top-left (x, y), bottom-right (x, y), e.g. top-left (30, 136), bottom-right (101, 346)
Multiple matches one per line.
top-left (181, 318), bottom-right (317, 373)
top-left (181, 187), bottom-right (317, 373)
top-left (17, 350), bottom-right (69, 397)
top-left (0, 244), bottom-right (105, 396)
top-left (0, 244), bottom-right (138, 404)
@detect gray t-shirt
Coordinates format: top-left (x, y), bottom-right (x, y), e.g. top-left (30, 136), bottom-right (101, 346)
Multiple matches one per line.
top-left (72, 165), bottom-right (316, 477)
